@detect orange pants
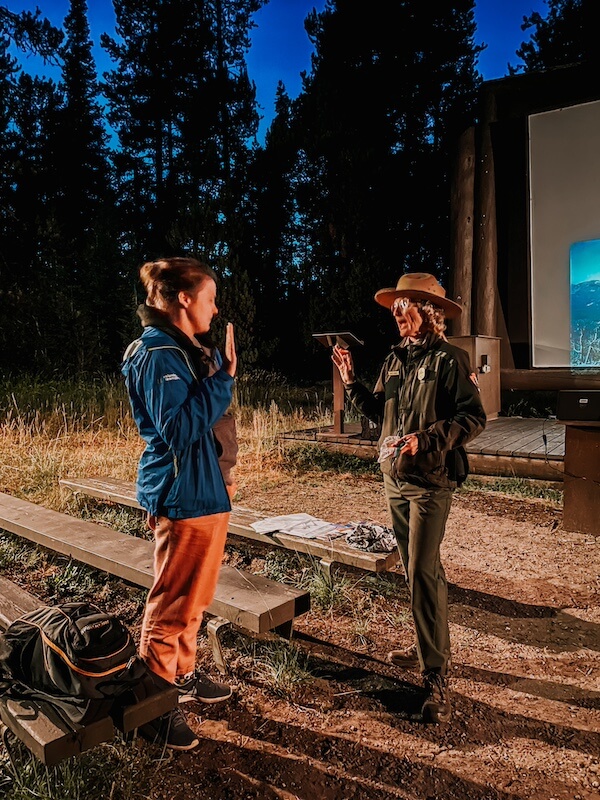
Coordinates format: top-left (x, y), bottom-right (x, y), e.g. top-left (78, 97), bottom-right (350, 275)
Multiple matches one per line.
top-left (139, 506), bottom-right (230, 683)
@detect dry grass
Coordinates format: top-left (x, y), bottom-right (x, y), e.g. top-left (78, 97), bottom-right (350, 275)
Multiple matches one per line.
top-left (0, 402), bottom-right (331, 512)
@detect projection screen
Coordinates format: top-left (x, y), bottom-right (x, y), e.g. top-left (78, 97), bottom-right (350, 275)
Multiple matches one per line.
top-left (528, 98), bottom-right (600, 367)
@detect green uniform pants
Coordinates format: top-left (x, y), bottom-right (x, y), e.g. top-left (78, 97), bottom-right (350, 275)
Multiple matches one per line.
top-left (383, 474), bottom-right (453, 675)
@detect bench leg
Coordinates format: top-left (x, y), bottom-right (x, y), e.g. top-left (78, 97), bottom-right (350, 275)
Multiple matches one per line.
top-left (272, 620), bottom-right (294, 640)
top-left (319, 557), bottom-right (334, 579)
top-left (206, 617), bottom-right (231, 675)
top-left (1, 723), bottom-right (11, 756)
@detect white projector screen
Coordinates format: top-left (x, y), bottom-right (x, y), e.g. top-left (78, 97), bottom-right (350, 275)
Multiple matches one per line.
top-left (529, 99), bottom-right (600, 367)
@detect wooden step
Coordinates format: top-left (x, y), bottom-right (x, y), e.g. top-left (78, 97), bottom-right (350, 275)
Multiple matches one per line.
top-left (0, 492), bottom-right (310, 635)
top-left (59, 476), bottom-right (400, 575)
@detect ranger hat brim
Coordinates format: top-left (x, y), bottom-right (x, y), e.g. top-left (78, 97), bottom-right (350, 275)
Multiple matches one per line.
top-left (374, 272), bottom-right (462, 319)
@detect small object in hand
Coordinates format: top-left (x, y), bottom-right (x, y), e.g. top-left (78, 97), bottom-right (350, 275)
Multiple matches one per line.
top-left (378, 434), bottom-right (403, 463)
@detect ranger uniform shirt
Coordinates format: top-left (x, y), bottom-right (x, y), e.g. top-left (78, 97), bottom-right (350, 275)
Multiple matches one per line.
top-left (345, 333), bottom-right (486, 489)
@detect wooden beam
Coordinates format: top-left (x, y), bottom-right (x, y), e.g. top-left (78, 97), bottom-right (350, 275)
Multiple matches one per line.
top-left (561, 423), bottom-right (600, 534)
top-left (0, 699), bottom-right (114, 767)
top-left (0, 577), bottom-right (42, 629)
top-left (501, 369), bottom-right (600, 391)
top-left (450, 125), bottom-right (475, 337)
top-left (473, 88), bottom-right (498, 338)
top-left (468, 453), bottom-right (563, 482)
top-left (332, 363), bottom-right (345, 434)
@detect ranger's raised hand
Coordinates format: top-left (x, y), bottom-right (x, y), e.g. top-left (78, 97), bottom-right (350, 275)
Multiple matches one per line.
top-left (332, 344), bottom-right (355, 385)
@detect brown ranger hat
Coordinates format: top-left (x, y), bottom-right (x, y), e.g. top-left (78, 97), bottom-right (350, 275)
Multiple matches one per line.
top-left (374, 272), bottom-right (462, 319)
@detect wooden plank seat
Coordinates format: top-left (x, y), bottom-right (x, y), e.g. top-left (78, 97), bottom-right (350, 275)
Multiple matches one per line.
top-left (0, 492), bottom-right (310, 675)
top-left (59, 476), bottom-right (401, 576)
top-left (0, 576), bottom-right (178, 765)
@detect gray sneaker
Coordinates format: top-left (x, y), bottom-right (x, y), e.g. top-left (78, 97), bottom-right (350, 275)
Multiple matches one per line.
top-left (176, 671), bottom-right (232, 704)
top-left (137, 707), bottom-right (199, 751)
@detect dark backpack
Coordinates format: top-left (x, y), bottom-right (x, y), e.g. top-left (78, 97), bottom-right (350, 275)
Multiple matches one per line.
top-left (0, 602), bottom-right (148, 725)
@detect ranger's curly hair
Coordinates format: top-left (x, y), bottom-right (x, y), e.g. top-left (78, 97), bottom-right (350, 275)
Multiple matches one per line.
top-left (416, 301), bottom-right (447, 339)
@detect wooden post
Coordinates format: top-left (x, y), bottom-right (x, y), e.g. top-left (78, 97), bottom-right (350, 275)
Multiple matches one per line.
top-left (561, 422), bottom-right (600, 534)
top-left (450, 125), bottom-right (476, 337)
top-left (447, 335), bottom-right (501, 419)
top-left (474, 88), bottom-right (498, 338)
top-left (333, 362), bottom-right (345, 434)
top-left (312, 332), bottom-right (363, 436)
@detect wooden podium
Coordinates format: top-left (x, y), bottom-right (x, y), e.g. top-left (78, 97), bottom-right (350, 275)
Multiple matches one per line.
top-left (447, 335), bottom-right (501, 420)
top-left (559, 421), bottom-right (600, 535)
top-left (313, 332), bottom-right (364, 434)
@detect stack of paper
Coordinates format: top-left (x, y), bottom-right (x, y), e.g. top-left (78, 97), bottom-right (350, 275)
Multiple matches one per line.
top-left (250, 513), bottom-right (342, 540)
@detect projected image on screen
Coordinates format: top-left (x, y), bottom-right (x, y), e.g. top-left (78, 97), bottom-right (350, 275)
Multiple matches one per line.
top-left (570, 239), bottom-right (600, 366)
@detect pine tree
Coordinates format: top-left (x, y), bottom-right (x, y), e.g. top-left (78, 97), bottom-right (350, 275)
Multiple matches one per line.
top-left (0, 8), bottom-right (64, 374)
top-left (256, 0), bottom-right (482, 371)
top-left (102, 0), bottom-right (262, 259)
top-left (51, 0), bottom-right (124, 373)
top-left (0, 71), bottom-right (64, 374)
top-left (102, 0), bottom-right (263, 365)
top-left (513, 0), bottom-right (596, 72)
top-left (0, 6), bottom-right (62, 62)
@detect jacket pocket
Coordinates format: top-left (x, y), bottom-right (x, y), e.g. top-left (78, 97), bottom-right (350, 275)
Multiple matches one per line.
top-left (390, 449), bottom-right (447, 485)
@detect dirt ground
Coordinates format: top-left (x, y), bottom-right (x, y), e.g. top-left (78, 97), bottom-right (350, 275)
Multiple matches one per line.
top-left (2, 451), bottom-right (598, 800)
top-left (135, 471), bottom-right (599, 800)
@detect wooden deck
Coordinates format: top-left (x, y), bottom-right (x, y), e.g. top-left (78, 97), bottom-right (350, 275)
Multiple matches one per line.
top-left (281, 417), bottom-right (565, 482)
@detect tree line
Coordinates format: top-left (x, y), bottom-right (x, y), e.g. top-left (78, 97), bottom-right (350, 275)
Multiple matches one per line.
top-left (0, 0), bottom-right (594, 381)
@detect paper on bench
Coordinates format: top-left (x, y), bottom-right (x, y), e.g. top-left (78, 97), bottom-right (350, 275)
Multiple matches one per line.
top-left (250, 513), bottom-right (340, 539)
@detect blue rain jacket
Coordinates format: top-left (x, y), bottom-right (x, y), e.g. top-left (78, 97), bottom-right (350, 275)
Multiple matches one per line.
top-left (122, 326), bottom-right (234, 519)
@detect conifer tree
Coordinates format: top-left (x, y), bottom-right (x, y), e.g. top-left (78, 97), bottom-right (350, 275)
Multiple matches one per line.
top-left (514, 0), bottom-right (596, 72)
top-left (0, 8), bottom-right (64, 374)
top-left (0, 6), bottom-right (62, 61)
top-left (51, 0), bottom-right (124, 373)
top-left (257, 0), bottom-right (481, 371)
top-left (102, 0), bottom-right (262, 258)
top-left (0, 71), bottom-right (64, 374)
top-left (102, 0), bottom-right (263, 365)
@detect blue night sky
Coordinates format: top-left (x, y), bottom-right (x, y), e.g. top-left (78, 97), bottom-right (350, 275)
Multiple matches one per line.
top-left (9, 0), bottom-right (548, 142)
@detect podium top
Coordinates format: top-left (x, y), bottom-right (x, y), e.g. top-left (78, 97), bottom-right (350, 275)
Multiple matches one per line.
top-left (312, 331), bottom-right (364, 348)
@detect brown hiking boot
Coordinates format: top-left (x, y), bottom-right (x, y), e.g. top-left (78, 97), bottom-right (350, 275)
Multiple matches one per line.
top-left (386, 644), bottom-right (420, 669)
top-left (421, 670), bottom-right (451, 724)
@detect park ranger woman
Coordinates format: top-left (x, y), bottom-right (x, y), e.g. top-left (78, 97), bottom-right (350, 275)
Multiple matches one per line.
top-left (332, 272), bottom-right (486, 723)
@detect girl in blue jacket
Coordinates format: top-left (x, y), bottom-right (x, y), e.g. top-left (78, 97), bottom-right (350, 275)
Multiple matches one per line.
top-left (122, 257), bottom-right (236, 751)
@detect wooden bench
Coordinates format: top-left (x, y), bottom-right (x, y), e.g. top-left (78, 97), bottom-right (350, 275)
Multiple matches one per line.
top-left (0, 492), bottom-right (310, 674)
top-left (59, 476), bottom-right (400, 576)
top-left (0, 576), bottom-right (178, 765)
